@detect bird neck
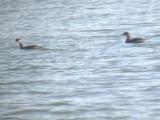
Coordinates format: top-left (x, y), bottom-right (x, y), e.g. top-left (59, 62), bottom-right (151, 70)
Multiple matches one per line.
top-left (126, 34), bottom-right (131, 41)
top-left (18, 42), bottom-right (24, 49)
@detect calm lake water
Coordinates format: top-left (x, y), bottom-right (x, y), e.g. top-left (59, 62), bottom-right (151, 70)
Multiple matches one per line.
top-left (1, 0), bottom-right (160, 120)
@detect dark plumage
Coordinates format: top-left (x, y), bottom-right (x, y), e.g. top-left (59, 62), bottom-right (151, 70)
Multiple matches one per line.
top-left (122, 32), bottom-right (145, 43)
top-left (15, 38), bottom-right (42, 49)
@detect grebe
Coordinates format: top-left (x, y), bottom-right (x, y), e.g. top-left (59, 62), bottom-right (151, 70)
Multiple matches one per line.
top-left (121, 32), bottom-right (145, 43)
top-left (15, 38), bottom-right (42, 49)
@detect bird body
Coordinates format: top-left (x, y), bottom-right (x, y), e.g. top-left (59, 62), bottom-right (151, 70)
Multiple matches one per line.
top-left (122, 32), bottom-right (145, 43)
top-left (15, 39), bottom-right (42, 49)
top-left (126, 38), bottom-right (145, 43)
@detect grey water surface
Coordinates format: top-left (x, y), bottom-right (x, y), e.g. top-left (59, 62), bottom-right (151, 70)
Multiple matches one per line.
top-left (1, 0), bottom-right (160, 120)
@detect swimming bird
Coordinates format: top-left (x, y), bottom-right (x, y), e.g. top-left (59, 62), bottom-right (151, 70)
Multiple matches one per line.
top-left (121, 32), bottom-right (145, 43)
top-left (15, 38), bottom-right (42, 49)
